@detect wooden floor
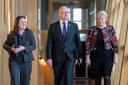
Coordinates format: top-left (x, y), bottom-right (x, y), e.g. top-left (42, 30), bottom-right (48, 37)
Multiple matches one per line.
top-left (39, 60), bottom-right (95, 85)
top-left (73, 77), bottom-right (95, 85)
top-left (42, 78), bottom-right (95, 85)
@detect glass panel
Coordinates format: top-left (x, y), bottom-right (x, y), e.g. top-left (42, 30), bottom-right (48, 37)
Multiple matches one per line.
top-left (80, 34), bottom-right (87, 41)
top-left (74, 21), bottom-right (82, 30)
top-left (40, 0), bottom-right (97, 30)
top-left (73, 8), bottom-right (82, 21)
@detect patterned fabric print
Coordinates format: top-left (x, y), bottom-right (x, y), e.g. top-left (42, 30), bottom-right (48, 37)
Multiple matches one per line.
top-left (86, 25), bottom-right (118, 55)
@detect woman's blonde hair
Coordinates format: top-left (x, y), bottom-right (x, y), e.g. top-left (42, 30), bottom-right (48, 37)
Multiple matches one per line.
top-left (97, 10), bottom-right (108, 18)
top-left (97, 10), bottom-right (109, 25)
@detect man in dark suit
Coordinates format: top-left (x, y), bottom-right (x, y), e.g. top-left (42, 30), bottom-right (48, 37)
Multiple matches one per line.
top-left (46, 6), bottom-right (81, 85)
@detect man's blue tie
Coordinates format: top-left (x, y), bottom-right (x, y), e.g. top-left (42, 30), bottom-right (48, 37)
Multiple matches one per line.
top-left (63, 22), bottom-right (67, 39)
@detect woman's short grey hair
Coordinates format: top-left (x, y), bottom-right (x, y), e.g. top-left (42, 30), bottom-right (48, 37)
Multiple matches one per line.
top-left (97, 10), bottom-right (108, 18)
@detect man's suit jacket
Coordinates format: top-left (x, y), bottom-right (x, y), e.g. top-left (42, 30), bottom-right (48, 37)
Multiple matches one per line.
top-left (3, 28), bottom-right (36, 62)
top-left (46, 21), bottom-right (81, 63)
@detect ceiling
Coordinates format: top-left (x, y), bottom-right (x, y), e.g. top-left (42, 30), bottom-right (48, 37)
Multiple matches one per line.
top-left (54, 0), bottom-right (94, 8)
top-left (54, 0), bottom-right (92, 3)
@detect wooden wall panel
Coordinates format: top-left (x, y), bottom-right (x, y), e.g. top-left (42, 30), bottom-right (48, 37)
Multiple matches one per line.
top-left (113, 5), bottom-right (128, 85)
top-left (2, 0), bottom-right (12, 85)
top-left (0, 0), bottom-right (3, 84)
top-left (120, 21), bottom-right (128, 85)
top-left (119, 3), bottom-right (128, 85)
top-left (108, 0), bottom-right (121, 84)
top-left (106, 0), bottom-right (128, 85)
top-left (38, 30), bottom-right (54, 85)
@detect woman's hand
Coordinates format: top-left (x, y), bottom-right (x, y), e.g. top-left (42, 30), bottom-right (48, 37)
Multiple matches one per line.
top-left (15, 46), bottom-right (25, 53)
top-left (85, 55), bottom-right (91, 66)
top-left (11, 47), bottom-right (18, 54)
top-left (113, 53), bottom-right (118, 64)
top-left (11, 46), bottom-right (25, 54)
top-left (18, 46), bottom-right (25, 51)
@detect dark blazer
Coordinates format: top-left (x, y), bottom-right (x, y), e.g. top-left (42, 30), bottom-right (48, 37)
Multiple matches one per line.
top-left (46, 21), bottom-right (81, 63)
top-left (3, 28), bottom-right (36, 62)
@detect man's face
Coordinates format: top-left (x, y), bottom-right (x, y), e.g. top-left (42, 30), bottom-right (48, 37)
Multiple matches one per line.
top-left (58, 7), bottom-right (70, 21)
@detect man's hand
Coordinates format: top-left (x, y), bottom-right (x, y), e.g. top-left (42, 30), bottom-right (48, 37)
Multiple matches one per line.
top-left (75, 58), bottom-right (82, 65)
top-left (47, 59), bottom-right (53, 67)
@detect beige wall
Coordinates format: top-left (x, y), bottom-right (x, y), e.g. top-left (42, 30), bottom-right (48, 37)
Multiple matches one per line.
top-left (0, 0), bottom-right (3, 84)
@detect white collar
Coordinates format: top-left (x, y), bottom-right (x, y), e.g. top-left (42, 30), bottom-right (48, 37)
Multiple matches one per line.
top-left (60, 20), bottom-right (68, 24)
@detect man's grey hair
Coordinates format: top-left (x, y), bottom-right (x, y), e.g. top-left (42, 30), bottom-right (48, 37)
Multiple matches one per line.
top-left (58, 6), bottom-right (69, 12)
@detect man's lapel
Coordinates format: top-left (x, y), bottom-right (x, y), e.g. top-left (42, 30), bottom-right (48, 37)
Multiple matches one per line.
top-left (56, 21), bottom-right (64, 41)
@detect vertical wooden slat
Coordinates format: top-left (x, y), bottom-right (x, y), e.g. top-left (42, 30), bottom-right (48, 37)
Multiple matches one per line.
top-left (109, 0), bottom-right (116, 24)
top-left (112, 0), bottom-right (120, 28)
top-left (115, 0), bottom-right (124, 39)
top-left (106, 0), bottom-right (110, 12)
top-left (10, 0), bottom-right (15, 30)
top-left (0, 0), bottom-right (3, 84)
top-left (111, 1), bottom-right (124, 85)
top-left (110, 0), bottom-right (121, 84)
top-left (2, 0), bottom-right (11, 85)
top-left (48, 0), bottom-right (54, 26)
top-left (106, 0), bottom-right (112, 18)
